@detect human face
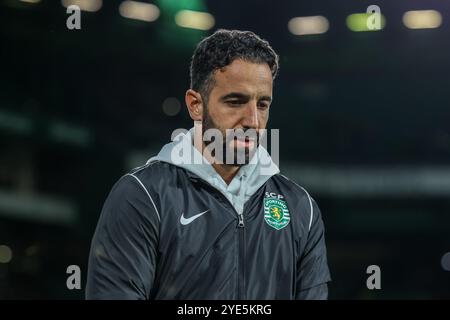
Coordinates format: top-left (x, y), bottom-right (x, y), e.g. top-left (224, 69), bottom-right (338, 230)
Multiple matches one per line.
top-left (202, 59), bottom-right (273, 165)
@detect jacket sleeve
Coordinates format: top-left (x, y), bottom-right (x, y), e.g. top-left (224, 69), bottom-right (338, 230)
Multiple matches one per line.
top-left (295, 197), bottom-right (331, 300)
top-left (85, 174), bottom-right (160, 300)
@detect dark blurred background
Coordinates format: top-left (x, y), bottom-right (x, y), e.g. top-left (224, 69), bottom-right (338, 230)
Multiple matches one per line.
top-left (1, 0), bottom-right (450, 299)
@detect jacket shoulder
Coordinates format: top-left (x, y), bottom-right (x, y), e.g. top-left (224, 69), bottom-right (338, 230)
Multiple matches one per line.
top-left (272, 173), bottom-right (314, 204)
top-left (128, 161), bottom-right (181, 186)
top-left (121, 161), bottom-right (183, 203)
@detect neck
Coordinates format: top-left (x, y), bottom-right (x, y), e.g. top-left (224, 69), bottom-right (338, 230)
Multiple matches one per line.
top-left (193, 133), bottom-right (240, 185)
top-left (211, 163), bottom-right (240, 185)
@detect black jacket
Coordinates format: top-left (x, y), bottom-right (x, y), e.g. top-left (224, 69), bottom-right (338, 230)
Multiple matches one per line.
top-left (86, 161), bottom-right (331, 299)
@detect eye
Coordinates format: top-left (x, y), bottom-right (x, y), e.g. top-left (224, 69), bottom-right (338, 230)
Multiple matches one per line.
top-left (227, 100), bottom-right (243, 106)
top-left (258, 102), bottom-right (270, 110)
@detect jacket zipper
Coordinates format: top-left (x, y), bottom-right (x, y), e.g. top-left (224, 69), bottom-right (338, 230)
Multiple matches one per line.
top-left (238, 212), bottom-right (245, 227)
top-left (237, 213), bottom-right (245, 299)
top-left (213, 192), bottom-right (246, 299)
top-left (191, 178), bottom-right (247, 299)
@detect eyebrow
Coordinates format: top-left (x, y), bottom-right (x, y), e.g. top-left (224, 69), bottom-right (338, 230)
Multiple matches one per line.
top-left (219, 92), bottom-right (272, 102)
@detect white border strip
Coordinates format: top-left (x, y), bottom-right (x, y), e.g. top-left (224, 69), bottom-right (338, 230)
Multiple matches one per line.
top-left (127, 173), bottom-right (161, 221)
top-left (279, 174), bottom-right (314, 232)
top-left (299, 186), bottom-right (314, 232)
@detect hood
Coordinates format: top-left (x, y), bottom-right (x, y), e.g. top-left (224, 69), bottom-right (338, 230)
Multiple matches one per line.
top-left (147, 127), bottom-right (279, 214)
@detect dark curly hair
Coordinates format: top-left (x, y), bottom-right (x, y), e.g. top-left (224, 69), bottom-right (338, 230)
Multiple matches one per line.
top-left (190, 29), bottom-right (279, 104)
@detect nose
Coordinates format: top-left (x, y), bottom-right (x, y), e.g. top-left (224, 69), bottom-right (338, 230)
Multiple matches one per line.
top-left (242, 101), bottom-right (258, 129)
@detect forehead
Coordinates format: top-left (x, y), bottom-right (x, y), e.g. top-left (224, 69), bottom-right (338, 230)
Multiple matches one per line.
top-left (211, 59), bottom-right (273, 95)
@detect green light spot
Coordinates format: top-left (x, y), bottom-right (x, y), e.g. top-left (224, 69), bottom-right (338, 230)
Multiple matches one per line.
top-left (346, 13), bottom-right (386, 32)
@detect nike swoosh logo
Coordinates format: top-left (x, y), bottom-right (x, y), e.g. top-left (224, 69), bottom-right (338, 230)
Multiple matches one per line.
top-left (180, 210), bottom-right (210, 225)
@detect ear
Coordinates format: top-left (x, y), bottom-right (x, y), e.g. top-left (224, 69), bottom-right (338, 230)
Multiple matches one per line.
top-left (185, 89), bottom-right (204, 122)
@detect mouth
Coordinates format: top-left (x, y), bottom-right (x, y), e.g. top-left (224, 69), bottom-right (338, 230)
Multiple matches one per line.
top-left (233, 136), bottom-right (256, 149)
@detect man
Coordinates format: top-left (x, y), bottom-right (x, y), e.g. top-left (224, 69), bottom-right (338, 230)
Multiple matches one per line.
top-left (86, 29), bottom-right (331, 300)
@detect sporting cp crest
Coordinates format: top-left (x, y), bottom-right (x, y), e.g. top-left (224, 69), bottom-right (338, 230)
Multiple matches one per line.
top-left (264, 195), bottom-right (290, 230)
